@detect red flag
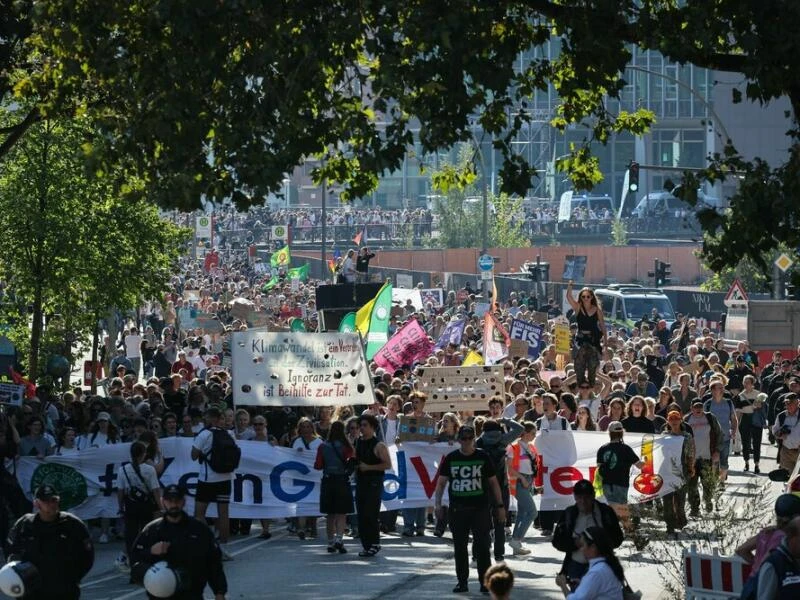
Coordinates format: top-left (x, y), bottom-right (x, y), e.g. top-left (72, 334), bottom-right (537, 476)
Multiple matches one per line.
top-left (352, 224), bottom-right (366, 246)
top-left (9, 367), bottom-right (36, 399)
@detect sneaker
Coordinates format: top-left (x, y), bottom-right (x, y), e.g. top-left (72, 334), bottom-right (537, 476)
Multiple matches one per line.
top-left (327, 543), bottom-right (336, 553)
top-left (512, 543), bottom-right (531, 556)
top-left (99, 533), bottom-right (109, 544)
top-left (453, 583), bottom-right (469, 593)
top-left (494, 554), bottom-right (505, 562)
top-left (415, 528), bottom-right (425, 536)
top-left (115, 553), bottom-right (130, 573)
top-left (754, 464), bottom-right (761, 474)
top-left (335, 541), bottom-right (347, 554)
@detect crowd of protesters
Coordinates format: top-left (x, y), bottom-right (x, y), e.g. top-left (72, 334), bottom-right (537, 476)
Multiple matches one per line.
top-left (2, 208), bottom-right (800, 598)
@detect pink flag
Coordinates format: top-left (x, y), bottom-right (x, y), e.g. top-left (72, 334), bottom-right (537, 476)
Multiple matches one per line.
top-left (373, 319), bottom-right (434, 371)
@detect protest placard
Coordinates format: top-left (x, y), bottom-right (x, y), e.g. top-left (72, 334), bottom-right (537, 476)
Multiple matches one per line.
top-left (397, 415), bottom-right (437, 442)
top-left (232, 331), bottom-right (373, 407)
top-left (509, 318), bottom-right (544, 358)
top-left (415, 365), bottom-right (504, 412)
top-left (0, 382), bottom-right (25, 406)
top-left (508, 339), bottom-right (529, 360)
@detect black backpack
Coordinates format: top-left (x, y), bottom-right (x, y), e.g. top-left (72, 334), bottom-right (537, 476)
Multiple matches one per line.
top-left (204, 428), bottom-right (241, 473)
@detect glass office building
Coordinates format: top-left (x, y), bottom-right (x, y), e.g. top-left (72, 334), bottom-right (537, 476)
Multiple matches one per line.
top-left (362, 42), bottom-right (718, 209)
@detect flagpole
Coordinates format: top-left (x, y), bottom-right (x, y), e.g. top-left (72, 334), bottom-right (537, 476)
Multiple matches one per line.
top-left (321, 175), bottom-right (327, 282)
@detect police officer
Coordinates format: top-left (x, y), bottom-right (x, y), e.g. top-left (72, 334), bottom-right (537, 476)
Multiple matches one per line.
top-left (5, 484), bottom-right (94, 599)
top-left (434, 425), bottom-right (506, 595)
top-left (131, 484), bottom-right (227, 600)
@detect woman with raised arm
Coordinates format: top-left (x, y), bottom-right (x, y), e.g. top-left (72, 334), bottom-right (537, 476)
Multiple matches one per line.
top-left (566, 281), bottom-right (606, 388)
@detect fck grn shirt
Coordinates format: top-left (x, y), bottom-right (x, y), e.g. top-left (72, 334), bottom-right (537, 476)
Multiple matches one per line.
top-left (439, 448), bottom-right (497, 509)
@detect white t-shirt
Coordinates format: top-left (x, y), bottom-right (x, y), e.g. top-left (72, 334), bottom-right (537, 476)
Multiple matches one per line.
top-left (125, 334), bottom-right (143, 359)
top-left (119, 462), bottom-right (159, 495)
top-left (77, 431), bottom-right (115, 450)
top-left (383, 418), bottom-right (399, 445)
top-left (192, 428), bottom-right (235, 482)
top-left (291, 436), bottom-right (323, 455)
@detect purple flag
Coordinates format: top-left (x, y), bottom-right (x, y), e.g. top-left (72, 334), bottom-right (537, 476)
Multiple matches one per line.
top-left (434, 318), bottom-right (466, 350)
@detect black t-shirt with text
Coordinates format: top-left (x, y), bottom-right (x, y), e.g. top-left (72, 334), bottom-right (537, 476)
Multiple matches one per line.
top-left (596, 441), bottom-right (640, 487)
top-left (439, 448), bottom-right (496, 509)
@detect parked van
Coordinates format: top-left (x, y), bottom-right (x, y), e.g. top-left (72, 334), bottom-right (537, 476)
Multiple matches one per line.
top-left (632, 188), bottom-right (725, 219)
top-left (593, 284), bottom-right (676, 334)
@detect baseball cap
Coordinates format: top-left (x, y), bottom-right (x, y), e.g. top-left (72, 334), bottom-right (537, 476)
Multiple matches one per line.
top-left (162, 484), bottom-right (186, 500)
top-left (34, 484), bottom-right (59, 500)
top-left (692, 400), bottom-right (705, 407)
top-left (667, 410), bottom-right (682, 422)
top-left (96, 411), bottom-right (111, 422)
top-left (709, 379), bottom-right (724, 389)
top-left (607, 421), bottom-right (624, 433)
top-left (573, 479), bottom-right (595, 497)
top-left (457, 425), bottom-right (476, 440)
top-left (785, 393), bottom-right (799, 403)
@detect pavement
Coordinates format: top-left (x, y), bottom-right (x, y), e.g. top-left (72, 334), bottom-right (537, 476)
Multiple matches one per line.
top-left (16, 441), bottom-right (775, 600)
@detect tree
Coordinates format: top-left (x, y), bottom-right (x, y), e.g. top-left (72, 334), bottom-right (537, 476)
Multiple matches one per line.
top-left (2, 1), bottom-right (800, 272)
top-left (0, 109), bottom-right (187, 379)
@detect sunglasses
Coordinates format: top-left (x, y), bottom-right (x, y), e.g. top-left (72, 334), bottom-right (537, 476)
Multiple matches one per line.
top-left (580, 294), bottom-right (592, 299)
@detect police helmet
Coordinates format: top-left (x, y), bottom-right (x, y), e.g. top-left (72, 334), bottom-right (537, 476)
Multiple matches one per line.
top-left (0, 561), bottom-right (40, 598)
top-left (143, 561), bottom-right (180, 598)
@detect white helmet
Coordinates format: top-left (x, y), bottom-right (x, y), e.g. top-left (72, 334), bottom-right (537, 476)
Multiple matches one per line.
top-left (0, 561), bottom-right (40, 598)
top-left (143, 561), bottom-right (180, 598)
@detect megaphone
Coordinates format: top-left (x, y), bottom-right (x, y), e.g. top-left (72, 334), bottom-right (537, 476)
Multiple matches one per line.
top-left (0, 561), bottom-right (40, 598)
top-left (143, 561), bottom-right (181, 598)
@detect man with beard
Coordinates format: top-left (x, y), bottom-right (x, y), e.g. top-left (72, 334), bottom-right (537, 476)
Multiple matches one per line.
top-left (131, 484), bottom-right (227, 600)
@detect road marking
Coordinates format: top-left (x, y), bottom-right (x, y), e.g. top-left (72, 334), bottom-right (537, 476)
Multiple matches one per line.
top-left (80, 572), bottom-right (124, 588)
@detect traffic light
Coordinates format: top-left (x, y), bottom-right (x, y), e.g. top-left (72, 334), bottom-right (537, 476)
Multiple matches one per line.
top-left (628, 161), bottom-right (640, 192)
top-left (656, 260), bottom-right (672, 286)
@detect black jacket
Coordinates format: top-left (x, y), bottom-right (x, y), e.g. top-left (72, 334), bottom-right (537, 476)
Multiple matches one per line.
top-left (552, 500), bottom-right (624, 574)
top-left (131, 512), bottom-right (227, 599)
top-left (7, 511), bottom-right (94, 600)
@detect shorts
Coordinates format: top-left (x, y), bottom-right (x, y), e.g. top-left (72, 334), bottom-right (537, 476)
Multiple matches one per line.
top-left (718, 439), bottom-right (731, 470)
top-left (196, 479), bottom-right (232, 504)
top-left (603, 483), bottom-right (629, 504)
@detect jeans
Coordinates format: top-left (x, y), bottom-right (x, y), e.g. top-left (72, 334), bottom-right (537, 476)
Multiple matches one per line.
top-left (402, 507), bottom-right (427, 533)
top-left (450, 505), bottom-right (492, 587)
top-left (512, 480), bottom-right (538, 541)
top-left (574, 344), bottom-right (600, 386)
top-left (739, 419), bottom-right (763, 463)
top-left (356, 478), bottom-right (383, 551)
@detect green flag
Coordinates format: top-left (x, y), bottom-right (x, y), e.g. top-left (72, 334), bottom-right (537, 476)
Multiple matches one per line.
top-left (270, 245), bottom-right (290, 267)
top-left (287, 263), bottom-right (309, 281)
top-left (262, 276), bottom-right (279, 291)
top-left (290, 318), bottom-right (306, 332)
top-left (358, 281), bottom-right (393, 360)
top-left (338, 312), bottom-right (357, 333)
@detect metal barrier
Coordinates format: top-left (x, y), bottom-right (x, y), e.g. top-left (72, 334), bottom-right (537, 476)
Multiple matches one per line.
top-left (683, 544), bottom-right (751, 600)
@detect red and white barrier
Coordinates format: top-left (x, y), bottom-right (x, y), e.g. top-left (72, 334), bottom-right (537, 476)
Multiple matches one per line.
top-left (683, 544), bottom-right (752, 599)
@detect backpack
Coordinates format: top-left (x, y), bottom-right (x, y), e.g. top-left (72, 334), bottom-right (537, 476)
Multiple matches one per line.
top-left (477, 440), bottom-right (509, 486)
top-left (204, 427), bottom-right (241, 473)
top-left (740, 544), bottom-right (795, 600)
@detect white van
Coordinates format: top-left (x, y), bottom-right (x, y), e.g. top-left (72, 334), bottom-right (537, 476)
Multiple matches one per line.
top-left (593, 284), bottom-right (676, 334)
top-left (632, 188), bottom-right (725, 218)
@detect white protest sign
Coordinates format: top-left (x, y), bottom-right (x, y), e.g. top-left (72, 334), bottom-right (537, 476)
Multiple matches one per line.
top-left (0, 382), bottom-right (25, 406)
top-left (232, 331), bottom-right (374, 406)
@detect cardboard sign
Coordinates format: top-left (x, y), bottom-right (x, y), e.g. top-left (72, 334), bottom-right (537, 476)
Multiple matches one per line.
top-left (232, 331), bottom-right (374, 406)
top-left (508, 339), bottom-right (529, 360)
top-left (532, 311), bottom-right (550, 324)
top-left (415, 365), bottom-right (504, 412)
top-left (0, 382), bottom-right (25, 406)
top-left (420, 288), bottom-right (444, 307)
top-left (397, 415), bottom-right (436, 442)
top-left (554, 323), bottom-right (571, 355)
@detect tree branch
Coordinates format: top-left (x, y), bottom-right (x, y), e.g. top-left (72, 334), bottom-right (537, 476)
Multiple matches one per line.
top-left (0, 106), bottom-right (40, 158)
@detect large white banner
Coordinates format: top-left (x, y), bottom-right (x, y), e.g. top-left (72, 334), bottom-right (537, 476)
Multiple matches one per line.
top-left (534, 430), bottom-right (686, 511)
top-left (231, 331), bottom-right (374, 407)
top-left (13, 433), bottom-right (685, 519)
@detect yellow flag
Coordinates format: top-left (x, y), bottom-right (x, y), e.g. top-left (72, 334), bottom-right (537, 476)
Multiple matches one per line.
top-left (355, 296), bottom-right (376, 335)
top-left (462, 350), bottom-right (484, 366)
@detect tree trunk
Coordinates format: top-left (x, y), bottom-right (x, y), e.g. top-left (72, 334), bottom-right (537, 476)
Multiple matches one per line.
top-left (90, 315), bottom-right (99, 394)
top-left (28, 283), bottom-right (43, 381)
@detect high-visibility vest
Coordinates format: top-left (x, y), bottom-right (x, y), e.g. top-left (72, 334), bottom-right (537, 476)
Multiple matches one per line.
top-left (507, 441), bottom-right (539, 497)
